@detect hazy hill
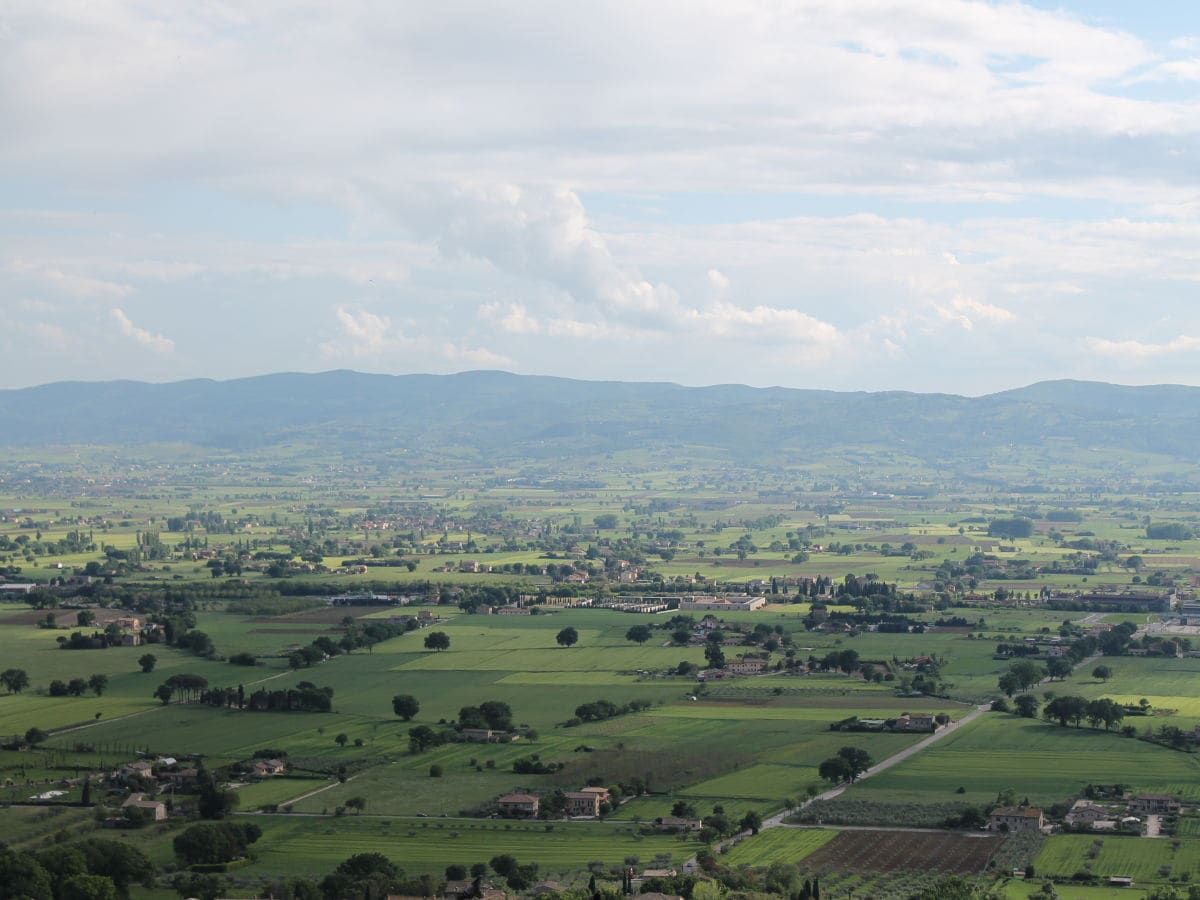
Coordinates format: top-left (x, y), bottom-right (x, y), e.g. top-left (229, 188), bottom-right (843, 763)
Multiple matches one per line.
top-left (0, 371), bottom-right (1196, 465)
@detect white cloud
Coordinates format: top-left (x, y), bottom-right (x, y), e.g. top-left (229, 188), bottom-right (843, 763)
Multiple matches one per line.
top-left (1137, 58), bottom-right (1200, 82)
top-left (707, 269), bottom-right (731, 290)
top-left (7, 259), bottom-right (132, 299)
top-left (110, 308), bottom-right (174, 354)
top-left (324, 306), bottom-right (399, 358)
top-left (936, 295), bottom-right (1015, 330)
top-left (1083, 334), bottom-right (1200, 362)
top-left (321, 304), bottom-right (510, 369)
top-left (5, 3), bottom-right (1200, 391)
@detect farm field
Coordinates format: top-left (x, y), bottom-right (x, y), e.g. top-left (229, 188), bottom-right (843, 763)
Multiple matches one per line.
top-left (2, 453), bottom-right (1200, 895)
top-left (1034, 834), bottom-right (1200, 884)
top-left (851, 713), bottom-right (1200, 807)
top-left (232, 815), bottom-right (702, 881)
top-left (721, 827), bottom-right (839, 865)
top-left (803, 830), bottom-right (1007, 874)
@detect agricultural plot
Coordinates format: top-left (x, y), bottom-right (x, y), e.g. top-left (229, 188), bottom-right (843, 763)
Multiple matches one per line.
top-left (853, 712), bottom-right (1200, 807)
top-left (804, 830), bottom-right (1006, 874)
top-left (722, 828), bottom-right (839, 866)
top-left (237, 815), bottom-right (701, 880)
top-left (1034, 834), bottom-right (1200, 884)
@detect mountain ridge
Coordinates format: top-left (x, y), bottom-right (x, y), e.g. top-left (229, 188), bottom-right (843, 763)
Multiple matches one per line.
top-left (1, 371), bottom-right (1196, 464)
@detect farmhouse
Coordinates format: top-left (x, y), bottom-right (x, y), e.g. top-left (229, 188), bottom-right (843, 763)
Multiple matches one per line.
top-left (253, 759), bottom-right (286, 777)
top-left (1065, 800), bottom-right (1111, 827)
top-left (891, 713), bottom-right (939, 733)
top-left (494, 606), bottom-right (531, 616)
top-left (563, 790), bottom-right (602, 817)
top-left (578, 786), bottom-right (610, 804)
top-left (655, 815), bottom-right (703, 832)
top-left (0, 583), bottom-right (37, 595)
top-left (1129, 794), bottom-right (1181, 815)
top-left (118, 761), bottom-right (155, 783)
top-left (496, 793), bottom-right (539, 818)
top-left (461, 728), bottom-right (511, 743)
top-left (725, 656), bottom-right (769, 676)
top-left (121, 793), bottom-right (167, 821)
top-left (989, 807), bottom-right (1044, 832)
top-left (678, 596), bottom-right (766, 612)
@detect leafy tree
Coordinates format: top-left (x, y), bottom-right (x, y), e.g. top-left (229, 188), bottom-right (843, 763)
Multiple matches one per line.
top-left (1044, 695), bottom-right (1088, 728)
top-left (818, 757), bottom-right (851, 784)
top-left (392, 694), bottom-right (420, 721)
top-left (409, 725), bottom-right (442, 753)
top-left (345, 797), bottom-right (367, 814)
top-left (197, 774), bottom-right (240, 820)
top-left (1046, 657), bottom-right (1073, 680)
top-left (173, 822), bottom-right (262, 865)
top-left (1092, 665), bottom-right (1113, 682)
top-left (1085, 698), bottom-right (1125, 731)
top-left (320, 852), bottom-right (399, 900)
top-left (999, 659), bottom-right (1045, 696)
top-left (153, 684), bottom-right (173, 705)
top-left (73, 839), bottom-right (153, 895)
top-left (739, 810), bottom-right (763, 834)
top-left (24, 726), bottom-right (48, 745)
top-left (555, 627), bottom-right (579, 648)
top-left (625, 625), bottom-right (652, 644)
top-left (170, 873), bottom-right (225, 900)
top-left (1014, 694), bottom-right (1039, 718)
top-left (704, 642), bottom-right (726, 669)
top-left (137, 654), bottom-right (157, 674)
top-left (67, 678), bottom-right (87, 696)
top-left (0, 845), bottom-right (53, 900)
top-left (988, 518), bottom-right (1034, 539)
top-left (836, 746), bottom-right (872, 780)
top-left (1, 668), bottom-right (30, 694)
top-left (88, 674), bottom-right (108, 697)
top-left (424, 631), bottom-right (450, 652)
top-left (335, 733), bottom-right (348, 747)
top-left (479, 700), bottom-right (514, 730)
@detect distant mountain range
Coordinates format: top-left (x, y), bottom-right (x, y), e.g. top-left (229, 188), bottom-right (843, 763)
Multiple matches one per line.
top-left (1, 371), bottom-right (1197, 468)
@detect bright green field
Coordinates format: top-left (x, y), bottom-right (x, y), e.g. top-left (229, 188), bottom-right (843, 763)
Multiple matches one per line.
top-left (1034, 834), bottom-right (1200, 883)
top-left (852, 713), bottom-right (1200, 806)
top-left (721, 828), bottom-right (839, 865)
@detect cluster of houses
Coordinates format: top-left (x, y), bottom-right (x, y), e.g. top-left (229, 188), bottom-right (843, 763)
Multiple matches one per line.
top-left (988, 793), bottom-right (1184, 835)
top-left (1063, 793), bottom-right (1181, 833)
top-left (495, 786), bottom-right (611, 819)
top-left (831, 713), bottom-right (944, 734)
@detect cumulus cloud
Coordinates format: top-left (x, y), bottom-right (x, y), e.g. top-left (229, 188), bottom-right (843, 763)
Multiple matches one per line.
top-left (5, 3), bottom-right (1200, 390)
top-left (110, 308), bottom-right (174, 354)
top-left (936, 296), bottom-right (1015, 331)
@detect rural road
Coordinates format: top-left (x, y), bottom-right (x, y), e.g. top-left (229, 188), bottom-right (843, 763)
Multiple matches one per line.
top-left (677, 702), bottom-right (992, 870)
top-left (761, 702), bottom-right (990, 828)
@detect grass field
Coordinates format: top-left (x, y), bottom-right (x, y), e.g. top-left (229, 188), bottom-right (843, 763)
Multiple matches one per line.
top-left (721, 828), bottom-right (839, 865)
top-left (853, 713), bottom-right (1200, 806)
top-left (1034, 834), bottom-right (1200, 884)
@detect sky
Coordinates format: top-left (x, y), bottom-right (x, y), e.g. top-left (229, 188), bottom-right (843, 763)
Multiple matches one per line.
top-left (3, 1), bottom-right (1200, 395)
